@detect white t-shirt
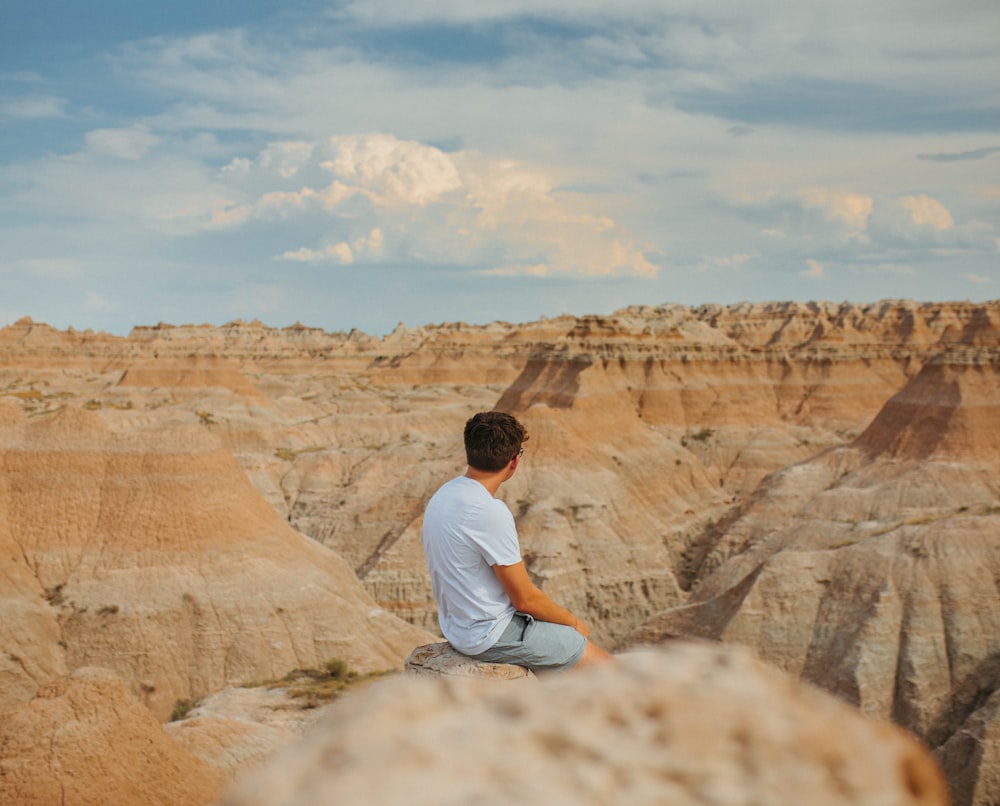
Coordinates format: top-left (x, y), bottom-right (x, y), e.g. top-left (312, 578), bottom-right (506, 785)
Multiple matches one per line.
top-left (421, 475), bottom-right (521, 654)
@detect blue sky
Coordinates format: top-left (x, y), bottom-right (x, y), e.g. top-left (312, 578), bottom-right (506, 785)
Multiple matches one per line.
top-left (2, 0), bottom-right (998, 335)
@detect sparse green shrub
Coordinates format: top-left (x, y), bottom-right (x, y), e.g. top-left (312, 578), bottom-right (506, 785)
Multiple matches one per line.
top-left (324, 657), bottom-right (349, 680)
top-left (171, 698), bottom-right (199, 721)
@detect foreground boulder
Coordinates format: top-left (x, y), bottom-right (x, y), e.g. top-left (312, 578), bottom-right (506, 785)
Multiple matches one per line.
top-left (0, 667), bottom-right (226, 806)
top-left (220, 642), bottom-right (949, 806)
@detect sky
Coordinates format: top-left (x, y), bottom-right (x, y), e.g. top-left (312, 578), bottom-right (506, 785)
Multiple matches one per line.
top-left (2, 0), bottom-right (998, 336)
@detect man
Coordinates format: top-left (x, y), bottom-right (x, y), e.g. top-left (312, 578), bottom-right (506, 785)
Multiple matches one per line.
top-left (421, 410), bottom-right (611, 672)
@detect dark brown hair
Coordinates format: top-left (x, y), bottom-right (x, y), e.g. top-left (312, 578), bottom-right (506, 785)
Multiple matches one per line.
top-left (464, 411), bottom-right (528, 472)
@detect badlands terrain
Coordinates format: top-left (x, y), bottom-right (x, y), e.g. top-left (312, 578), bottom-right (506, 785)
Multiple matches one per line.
top-left (0, 299), bottom-right (998, 804)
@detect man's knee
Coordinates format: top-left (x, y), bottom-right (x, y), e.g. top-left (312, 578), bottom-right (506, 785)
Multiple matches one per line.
top-left (574, 639), bottom-right (613, 669)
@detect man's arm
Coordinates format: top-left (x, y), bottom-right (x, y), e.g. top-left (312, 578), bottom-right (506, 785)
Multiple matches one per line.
top-left (493, 561), bottom-right (592, 638)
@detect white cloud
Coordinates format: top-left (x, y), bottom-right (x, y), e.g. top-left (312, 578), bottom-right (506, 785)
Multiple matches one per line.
top-left (84, 125), bottom-right (161, 161)
top-left (898, 194), bottom-right (954, 231)
top-left (276, 243), bottom-right (353, 264)
top-left (274, 227), bottom-right (384, 265)
top-left (215, 133), bottom-right (655, 278)
top-left (354, 227), bottom-right (384, 256)
top-left (222, 141), bottom-right (314, 180)
top-left (321, 134), bottom-right (463, 207)
top-left (0, 95), bottom-right (67, 119)
top-left (965, 272), bottom-right (991, 284)
top-left (801, 259), bottom-right (825, 278)
top-left (798, 188), bottom-right (873, 240)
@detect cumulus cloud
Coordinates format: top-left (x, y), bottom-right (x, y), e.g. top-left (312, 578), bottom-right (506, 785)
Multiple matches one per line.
top-left (801, 258), bottom-right (825, 278)
top-left (216, 133), bottom-right (655, 278)
top-left (321, 134), bottom-right (463, 207)
top-left (274, 229), bottom-right (384, 265)
top-left (797, 188), bottom-right (873, 240)
top-left (898, 194), bottom-right (954, 231)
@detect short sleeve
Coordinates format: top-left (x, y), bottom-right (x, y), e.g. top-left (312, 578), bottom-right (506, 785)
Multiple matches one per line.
top-left (469, 499), bottom-right (521, 567)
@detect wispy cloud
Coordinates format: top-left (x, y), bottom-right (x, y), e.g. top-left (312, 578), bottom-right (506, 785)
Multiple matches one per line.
top-left (917, 146), bottom-right (1000, 163)
top-left (0, 95), bottom-right (67, 119)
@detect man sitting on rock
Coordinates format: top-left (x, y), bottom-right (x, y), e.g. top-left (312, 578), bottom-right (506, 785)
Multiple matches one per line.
top-left (421, 410), bottom-right (612, 672)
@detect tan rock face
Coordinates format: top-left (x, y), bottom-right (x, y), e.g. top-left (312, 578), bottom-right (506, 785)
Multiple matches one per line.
top-left (2, 300), bottom-right (998, 801)
top-left (164, 689), bottom-right (317, 781)
top-left (220, 644), bottom-right (950, 806)
top-left (0, 402), bottom-right (433, 719)
top-left (626, 355), bottom-right (1000, 803)
top-left (0, 667), bottom-right (226, 806)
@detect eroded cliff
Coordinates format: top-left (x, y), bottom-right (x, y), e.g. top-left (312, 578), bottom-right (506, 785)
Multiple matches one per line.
top-left (1, 298), bottom-right (998, 803)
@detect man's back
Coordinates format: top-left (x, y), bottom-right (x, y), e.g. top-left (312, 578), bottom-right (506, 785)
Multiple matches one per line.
top-left (421, 476), bottom-right (520, 654)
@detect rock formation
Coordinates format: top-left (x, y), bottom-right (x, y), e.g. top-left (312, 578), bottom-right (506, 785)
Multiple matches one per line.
top-left (219, 643), bottom-right (950, 806)
top-left (0, 400), bottom-right (433, 719)
top-left (405, 641), bottom-right (537, 681)
top-left (0, 667), bottom-right (226, 806)
top-left (624, 352), bottom-right (1000, 804)
top-left (2, 298), bottom-right (999, 802)
top-left (165, 684), bottom-right (338, 779)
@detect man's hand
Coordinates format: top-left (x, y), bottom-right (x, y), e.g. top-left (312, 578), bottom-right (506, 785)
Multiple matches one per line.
top-left (572, 618), bottom-right (592, 639)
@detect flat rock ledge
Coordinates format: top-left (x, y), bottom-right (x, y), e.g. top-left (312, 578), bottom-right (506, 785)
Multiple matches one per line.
top-left (405, 642), bottom-right (537, 681)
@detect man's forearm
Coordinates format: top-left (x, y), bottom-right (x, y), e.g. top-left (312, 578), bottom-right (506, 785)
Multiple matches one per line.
top-left (514, 588), bottom-right (590, 637)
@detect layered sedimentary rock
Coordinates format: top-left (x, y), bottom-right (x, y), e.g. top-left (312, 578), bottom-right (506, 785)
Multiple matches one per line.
top-left (0, 401), bottom-right (432, 719)
top-left (625, 353), bottom-right (1000, 804)
top-left (220, 643), bottom-right (949, 806)
top-left (2, 299), bottom-right (999, 802)
top-left (0, 667), bottom-right (226, 806)
top-left (165, 684), bottom-right (338, 779)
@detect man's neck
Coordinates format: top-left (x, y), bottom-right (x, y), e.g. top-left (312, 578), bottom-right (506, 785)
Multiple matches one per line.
top-left (464, 466), bottom-right (507, 497)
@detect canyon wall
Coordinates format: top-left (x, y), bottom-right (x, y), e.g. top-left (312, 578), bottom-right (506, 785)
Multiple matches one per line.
top-left (1, 298), bottom-right (997, 803)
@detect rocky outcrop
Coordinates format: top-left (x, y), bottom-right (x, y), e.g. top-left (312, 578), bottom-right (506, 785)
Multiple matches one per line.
top-left (165, 684), bottom-right (336, 779)
top-left (219, 643), bottom-right (950, 806)
top-left (2, 300), bottom-right (999, 800)
top-left (624, 354), bottom-right (1000, 804)
top-left (0, 667), bottom-right (226, 806)
top-left (0, 402), bottom-right (434, 719)
top-left (405, 642), bottom-right (537, 681)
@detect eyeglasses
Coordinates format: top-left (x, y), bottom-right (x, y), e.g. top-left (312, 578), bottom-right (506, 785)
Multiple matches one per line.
top-left (516, 447), bottom-right (524, 459)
